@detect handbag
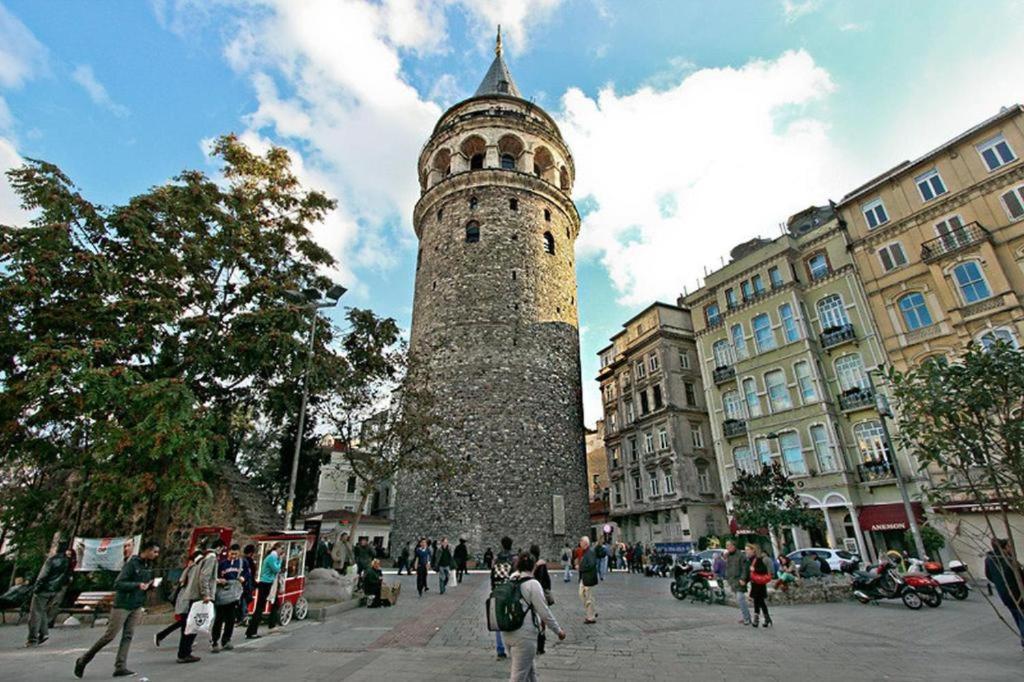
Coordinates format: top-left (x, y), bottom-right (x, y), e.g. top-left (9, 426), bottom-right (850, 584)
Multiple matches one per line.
top-left (184, 600), bottom-right (215, 636)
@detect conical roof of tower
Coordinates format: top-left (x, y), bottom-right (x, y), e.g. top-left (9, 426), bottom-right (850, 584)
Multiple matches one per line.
top-left (474, 26), bottom-right (521, 98)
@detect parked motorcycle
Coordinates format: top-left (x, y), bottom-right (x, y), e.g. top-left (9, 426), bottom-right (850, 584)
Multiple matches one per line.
top-left (671, 563), bottom-right (726, 604)
top-left (907, 558), bottom-right (970, 601)
top-left (852, 561), bottom-right (923, 609)
top-left (902, 573), bottom-right (943, 607)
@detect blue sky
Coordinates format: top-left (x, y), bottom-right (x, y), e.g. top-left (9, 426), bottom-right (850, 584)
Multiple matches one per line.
top-left (2, 0), bottom-right (1022, 425)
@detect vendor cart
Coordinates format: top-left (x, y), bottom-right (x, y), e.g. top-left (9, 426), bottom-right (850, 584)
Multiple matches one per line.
top-left (250, 531), bottom-right (311, 626)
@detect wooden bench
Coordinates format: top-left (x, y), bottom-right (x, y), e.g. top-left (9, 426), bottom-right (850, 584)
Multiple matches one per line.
top-left (64, 591), bottom-right (116, 627)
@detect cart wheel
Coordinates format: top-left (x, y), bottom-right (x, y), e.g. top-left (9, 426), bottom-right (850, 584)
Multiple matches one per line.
top-left (278, 600), bottom-right (294, 626)
top-left (295, 596), bottom-right (309, 621)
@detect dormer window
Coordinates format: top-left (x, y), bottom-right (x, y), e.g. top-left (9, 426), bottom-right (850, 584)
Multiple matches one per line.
top-left (915, 169), bottom-right (947, 202)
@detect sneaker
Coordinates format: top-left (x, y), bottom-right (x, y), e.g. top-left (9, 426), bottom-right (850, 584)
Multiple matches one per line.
top-left (74, 657), bottom-right (86, 679)
top-left (177, 655), bottom-right (201, 664)
top-left (222, 642), bottom-right (234, 651)
top-left (154, 633), bottom-right (161, 647)
top-left (25, 641), bottom-right (37, 648)
top-left (38, 635), bottom-right (49, 646)
top-left (583, 618), bottom-right (597, 624)
top-left (496, 652), bottom-right (508, 660)
top-left (211, 642), bottom-right (220, 653)
top-left (112, 669), bottom-right (136, 677)
top-left (245, 634), bottom-right (262, 640)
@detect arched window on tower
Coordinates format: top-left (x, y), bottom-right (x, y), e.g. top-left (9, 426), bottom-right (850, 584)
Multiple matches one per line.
top-left (543, 231), bottom-right (555, 255)
top-left (460, 135), bottom-right (487, 172)
top-left (500, 154), bottom-right (516, 170)
top-left (498, 134), bottom-right (524, 171)
top-left (559, 166), bottom-right (570, 191)
top-left (533, 146), bottom-right (554, 180)
top-left (470, 154), bottom-right (485, 170)
top-left (465, 221), bottom-right (481, 243)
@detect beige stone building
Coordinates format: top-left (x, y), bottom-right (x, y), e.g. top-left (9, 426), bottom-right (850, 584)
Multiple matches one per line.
top-left (585, 421), bottom-right (610, 501)
top-left (835, 104), bottom-right (1024, 569)
top-left (681, 206), bottom-right (926, 561)
top-left (596, 303), bottom-right (727, 549)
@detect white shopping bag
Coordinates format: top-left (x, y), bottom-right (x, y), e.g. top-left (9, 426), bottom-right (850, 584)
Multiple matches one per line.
top-left (448, 571), bottom-right (458, 589)
top-left (184, 600), bottom-right (215, 636)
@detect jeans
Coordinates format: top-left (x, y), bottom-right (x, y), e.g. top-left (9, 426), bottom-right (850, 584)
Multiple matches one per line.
top-left (245, 582), bottom-right (278, 637)
top-left (495, 630), bottom-right (505, 655)
top-left (80, 607), bottom-right (141, 673)
top-left (579, 582), bottom-right (596, 620)
top-left (212, 602), bottom-right (237, 645)
top-left (563, 563), bottom-right (571, 582)
top-left (505, 626), bottom-right (539, 681)
top-left (27, 591), bottom-right (58, 643)
top-left (735, 589), bottom-right (751, 623)
top-left (438, 566), bottom-right (450, 594)
top-left (598, 556), bottom-right (608, 579)
top-left (416, 565), bottom-right (428, 595)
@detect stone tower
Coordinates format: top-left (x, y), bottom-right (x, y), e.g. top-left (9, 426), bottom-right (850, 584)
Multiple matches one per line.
top-left (394, 29), bottom-right (588, 559)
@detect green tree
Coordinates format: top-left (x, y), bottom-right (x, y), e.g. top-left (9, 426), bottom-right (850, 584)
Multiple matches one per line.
top-left (729, 462), bottom-right (821, 551)
top-left (0, 136), bottom-right (345, 565)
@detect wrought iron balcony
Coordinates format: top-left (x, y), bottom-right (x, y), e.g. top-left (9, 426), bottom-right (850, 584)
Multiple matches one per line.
top-left (839, 386), bottom-right (875, 412)
top-left (920, 222), bottom-right (990, 263)
top-left (857, 460), bottom-right (896, 483)
top-left (713, 365), bottom-right (736, 384)
top-left (820, 323), bottom-right (856, 349)
top-left (723, 419), bottom-right (747, 439)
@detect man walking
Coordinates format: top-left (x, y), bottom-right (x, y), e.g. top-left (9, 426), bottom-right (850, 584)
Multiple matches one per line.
top-left (985, 537), bottom-right (1024, 650)
top-left (177, 538), bottom-right (220, 663)
top-left (331, 532), bottom-right (354, 575)
top-left (245, 541), bottom-right (283, 639)
top-left (26, 541), bottom-right (74, 647)
top-left (561, 544), bottom-right (573, 583)
top-left (436, 537), bottom-right (454, 594)
top-left (454, 538), bottom-right (469, 584)
top-left (491, 536), bottom-right (516, 660)
top-left (74, 541), bottom-right (159, 678)
top-left (596, 541), bottom-right (608, 581)
top-left (354, 537), bottom-right (374, 579)
top-left (211, 543), bottom-right (248, 653)
top-left (724, 540), bottom-right (751, 626)
top-left (577, 536), bottom-right (599, 624)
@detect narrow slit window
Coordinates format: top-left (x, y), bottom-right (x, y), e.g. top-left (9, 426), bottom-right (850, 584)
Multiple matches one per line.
top-left (543, 231), bottom-right (555, 255)
top-left (465, 221), bottom-right (480, 243)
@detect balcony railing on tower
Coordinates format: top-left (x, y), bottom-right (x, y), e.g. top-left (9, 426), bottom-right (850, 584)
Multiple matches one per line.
top-left (920, 222), bottom-right (991, 263)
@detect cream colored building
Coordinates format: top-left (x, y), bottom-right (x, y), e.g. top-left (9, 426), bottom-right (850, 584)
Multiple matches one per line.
top-left (835, 104), bottom-right (1024, 570)
top-left (596, 303), bottom-right (727, 549)
top-left (585, 421), bottom-right (610, 501)
top-left (681, 207), bottom-right (926, 561)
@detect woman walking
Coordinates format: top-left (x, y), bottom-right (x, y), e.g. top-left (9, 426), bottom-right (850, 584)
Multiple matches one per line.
top-left (746, 544), bottom-right (773, 628)
top-left (154, 551), bottom-right (201, 647)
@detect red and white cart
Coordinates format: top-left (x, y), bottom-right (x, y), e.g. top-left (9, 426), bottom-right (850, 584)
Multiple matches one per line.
top-left (249, 531), bottom-right (312, 625)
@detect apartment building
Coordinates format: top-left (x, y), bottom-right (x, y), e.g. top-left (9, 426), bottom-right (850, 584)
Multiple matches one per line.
top-left (681, 206), bottom-right (925, 561)
top-left (835, 104), bottom-right (1024, 568)
top-left (596, 303), bottom-right (726, 549)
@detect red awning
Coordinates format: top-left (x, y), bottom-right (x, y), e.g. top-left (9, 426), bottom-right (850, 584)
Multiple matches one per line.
top-left (858, 502), bottom-right (924, 532)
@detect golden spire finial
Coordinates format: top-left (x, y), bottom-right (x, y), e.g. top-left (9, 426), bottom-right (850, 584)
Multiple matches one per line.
top-left (495, 25), bottom-right (502, 56)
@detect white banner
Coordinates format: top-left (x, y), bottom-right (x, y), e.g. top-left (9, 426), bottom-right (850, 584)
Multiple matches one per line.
top-left (72, 535), bottom-right (142, 572)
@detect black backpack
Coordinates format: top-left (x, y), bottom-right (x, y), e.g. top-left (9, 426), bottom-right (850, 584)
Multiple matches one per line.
top-left (485, 577), bottom-right (533, 632)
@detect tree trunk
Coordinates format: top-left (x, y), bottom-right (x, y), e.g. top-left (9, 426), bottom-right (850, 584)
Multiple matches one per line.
top-left (347, 486), bottom-right (373, 543)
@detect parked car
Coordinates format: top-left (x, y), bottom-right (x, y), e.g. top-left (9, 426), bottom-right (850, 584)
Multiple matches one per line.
top-left (787, 548), bottom-right (860, 572)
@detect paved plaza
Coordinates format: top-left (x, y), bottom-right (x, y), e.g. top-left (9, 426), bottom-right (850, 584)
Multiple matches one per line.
top-left (1, 571), bottom-right (1021, 681)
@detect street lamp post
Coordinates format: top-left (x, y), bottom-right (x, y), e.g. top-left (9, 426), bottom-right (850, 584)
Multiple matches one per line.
top-left (283, 284), bottom-right (347, 530)
top-left (867, 368), bottom-right (928, 559)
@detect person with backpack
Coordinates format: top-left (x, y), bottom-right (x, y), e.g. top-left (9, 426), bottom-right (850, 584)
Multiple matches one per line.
top-left (595, 542), bottom-right (608, 581)
top-left (489, 552), bottom-right (565, 681)
top-left (576, 536), bottom-right (599, 624)
top-left (560, 544), bottom-right (573, 583)
top-left (490, 536), bottom-right (516, 660)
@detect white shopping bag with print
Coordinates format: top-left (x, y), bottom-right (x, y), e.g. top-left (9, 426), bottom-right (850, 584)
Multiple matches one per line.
top-left (184, 600), bottom-right (215, 636)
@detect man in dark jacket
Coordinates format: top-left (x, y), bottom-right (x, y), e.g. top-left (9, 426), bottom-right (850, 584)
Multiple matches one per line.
top-left (454, 538), bottom-right (469, 584)
top-left (724, 540), bottom-right (751, 625)
top-left (354, 537), bottom-right (374, 577)
top-left (436, 538), bottom-right (454, 594)
top-left (363, 559), bottom-right (383, 608)
top-left (26, 542), bottom-right (75, 647)
top-left (577, 536), bottom-right (599, 624)
top-left (490, 536), bottom-right (516, 660)
top-left (985, 537), bottom-right (1024, 649)
top-left (75, 541), bottom-right (159, 679)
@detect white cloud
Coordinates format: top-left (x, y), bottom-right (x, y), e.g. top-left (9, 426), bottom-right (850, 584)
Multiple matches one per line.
top-left (0, 136), bottom-right (26, 226)
top-left (839, 22), bottom-right (865, 32)
top-left (0, 4), bottom-right (47, 88)
top-left (455, 0), bottom-right (564, 53)
top-left (782, 0), bottom-right (820, 23)
top-left (72, 64), bottom-right (129, 117)
top-left (558, 50), bottom-right (846, 305)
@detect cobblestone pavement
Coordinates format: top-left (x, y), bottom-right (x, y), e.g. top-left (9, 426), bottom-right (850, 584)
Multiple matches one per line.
top-left (1, 570), bottom-right (1021, 681)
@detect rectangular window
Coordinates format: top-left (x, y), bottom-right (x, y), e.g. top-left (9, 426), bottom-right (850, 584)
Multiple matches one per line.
top-left (935, 215), bottom-right (967, 251)
top-left (878, 242), bottom-right (908, 272)
top-left (649, 473), bottom-right (660, 496)
top-left (1001, 184), bottom-right (1024, 220)
top-left (635, 360), bottom-right (646, 379)
top-left (807, 253), bottom-right (829, 280)
top-left (743, 378), bottom-right (762, 417)
top-left (697, 466), bottom-right (710, 493)
top-left (652, 384), bottom-right (663, 409)
top-left (640, 391), bottom-right (650, 415)
top-left (346, 476), bottom-right (357, 494)
top-left (613, 481), bottom-right (623, 505)
top-left (731, 324), bottom-right (748, 359)
top-left (658, 428), bottom-right (669, 450)
top-left (628, 437), bottom-right (638, 460)
top-left (954, 261), bottom-right (991, 304)
top-left (765, 369), bottom-right (792, 412)
top-left (608, 412), bottom-right (617, 432)
top-left (678, 350), bottom-right (690, 368)
top-left (915, 169), bottom-right (947, 202)
top-left (626, 400), bottom-right (635, 423)
top-left (779, 303), bottom-right (800, 343)
top-left (725, 288), bottom-right (738, 309)
top-left (752, 313), bottom-right (776, 352)
top-left (684, 382), bottom-right (696, 406)
top-left (779, 431), bottom-right (807, 475)
top-left (644, 432), bottom-right (654, 454)
top-left (751, 274), bottom-right (764, 294)
top-left (768, 266), bottom-right (783, 289)
top-left (977, 133), bottom-right (1016, 171)
top-left (794, 361), bottom-right (816, 402)
top-left (723, 390), bottom-right (744, 421)
top-left (733, 446), bottom-right (755, 474)
top-left (632, 474), bottom-right (643, 502)
top-left (648, 352), bottom-right (659, 372)
top-left (741, 280), bottom-right (753, 301)
top-left (664, 471), bottom-right (674, 494)
top-left (755, 437), bottom-right (773, 466)
top-left (705, 303), bottom-right (721, 326)
top-left (810, 425), bottom-right (837, 473)
top-left (862, 198), bottom-right (889, 229)
top-left (610, 447), bottom-right (620, 467)
top-left (690, 422), bottom-right (705, 448)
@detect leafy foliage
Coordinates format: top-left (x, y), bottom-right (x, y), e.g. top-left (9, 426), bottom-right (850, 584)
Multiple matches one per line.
top-left (729, 462), bottom-right (821, 538)
top-left (0, 135), bottom-right (344, 564)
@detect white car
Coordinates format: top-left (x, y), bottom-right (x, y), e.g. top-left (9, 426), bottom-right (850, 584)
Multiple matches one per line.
top-left (787, 547), bottom-right (861, 572)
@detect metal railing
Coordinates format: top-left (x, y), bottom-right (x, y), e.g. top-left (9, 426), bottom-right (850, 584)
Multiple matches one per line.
top-left (857, 460), bottom-right (896, 483)
top-left (820, 323), bottom-right (856, 349)
top-left (723, 419), bottom-right (747, 438)
top-left (839, 387), bottom-right (875, 411)
top-left (920, 222), bottom-right (990, 262)
top-left (713, 365), bottom-right (736, 384)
